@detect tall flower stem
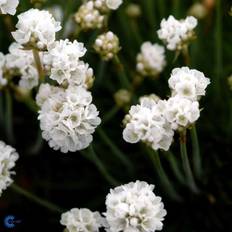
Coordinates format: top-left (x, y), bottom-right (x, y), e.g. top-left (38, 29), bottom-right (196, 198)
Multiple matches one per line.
top-left (113, 55), bottom-right (131, 89)
top-left (5, 89), bottom-right (14, 143)
top-left (179, 130), bottom-right (199, 193)
top-left (101, 105), bottom-right (119, 125)
top-left (190, 124), bottom-right (202, 179)
top-left (182, 45), bottom-right (190, 66)
top-left (146, 147), bottom-right (182, 201)
top-left (32, 49), bottom-right (44, 82)
top-left (81, 145), bottom-right (120, 186)
top-left (11, 183), bottom-right (64, 213)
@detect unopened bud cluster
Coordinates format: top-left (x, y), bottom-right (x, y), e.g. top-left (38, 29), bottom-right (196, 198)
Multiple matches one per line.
top-left (94, 31), bottom-right (120, 60)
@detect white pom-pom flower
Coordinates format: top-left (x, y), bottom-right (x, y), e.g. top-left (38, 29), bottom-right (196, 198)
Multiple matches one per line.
top-left (12, 8), bottom-right (61, 50)
top-left (157, 15), bottom-right (197, 51)
top-left (123, 97), bottom-right (174, 151)
top-left (0, 141), bottom-right (19, 196)
top-left (0, 52), bottom-right (7, 87)
top-left (163, 96), bottom-right (200, 130)
top-left (44, 39), bottom-right (93, 87)
top-left (37, 84), bottom-right (101, 153)
top-left (104, 180), bottom-right (167, 232)
top-left (136, 42), bottom-right (166, 77)
top-left (168, 67), bottom-right (210, 101)
top-left (5, 42), bottom-right (41, 89)
top-left (0, 0), bottom-right (19, 15)
top-left (61, 208), bottom-right (103, 232)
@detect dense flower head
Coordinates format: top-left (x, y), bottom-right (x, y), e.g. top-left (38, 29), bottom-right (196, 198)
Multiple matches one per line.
top-left (12, 8), bottom-right (61, 50)
top-left (104, 180), bottom-right (167, 232)
top-left (0, 141), bottom-right (19, 197)
top-left (157, 15), bottom-right (197, 51)
top-left (75, 1), bottom-right (104, 31)
top-left (123, 96), bottom-right (174, 151)
top-left (61, 208), bottom-right (103, 232)
top-left (37, 84), bottom-right (101, 153)
top-left (0, 52), bottom-right (7, 86)
top-left (162, 96), bottom-right (200, 130)
top-left (136, 42), bottom-right (166, 77)
top-left (168, 67), bottom-right (210, 101)
top-left (0, 0), bottom-right (19, 15)
top-left (5, 42), bottom-right (40, 89)
top-left (44, 39), bottom-right (93, 87)
top-left (94, 0), bottom-right (123, 12)
top-left (94, 31), bottom-right (120, 61)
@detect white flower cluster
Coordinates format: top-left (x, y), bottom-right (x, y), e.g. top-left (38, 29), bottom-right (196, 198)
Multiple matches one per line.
top-left (37, 84), bottom-right (101, 153)
top-left (157, 15), bottom-right (197, 51)
top-left (0, 52), bottom-right (7, 87)
top-left (44, 39), bottom-right (93, 87)
top-left (75, 1), bottom-right (104, 31)
top-left (5, 42), bottom-right (41, 89)
top-left (0, 0), bottom-right (19, 15)
top-left (60, 181), bottom-right (166, 232)
top-left (12, 8), bottom-right (61, 50)
top-left (168, 67), bottom-right (210, 101)
top-left (136, 42), bottom-right (166, 77)
top-left (123, 97), bottom-right (174, 151)
top-left (123, 67), bottom-right (210, 150)
top-left (105, 180), bottom-right (167, 232)
top-left (61, 208), bottom-right (103, 232)
top-left (94, 31), bottom-right (120, 61)
top-left (94, 0), bottom-right (123, 11)
top-left (0, 140), bottom-right (19, 197)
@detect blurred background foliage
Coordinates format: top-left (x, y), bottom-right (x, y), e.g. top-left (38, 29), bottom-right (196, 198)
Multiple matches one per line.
top-left (0, 0), bottom-right (232, 231)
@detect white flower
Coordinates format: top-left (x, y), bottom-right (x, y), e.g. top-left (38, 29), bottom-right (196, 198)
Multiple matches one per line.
top-left (168, 67), bottom-right (210, 100)
top-left (75, 1), bottom-right (104, 31)
top-left (106, 0), bottom-right (123, 10)
top-left (163, 96), bottom-right (200, 130)
top-left (5, 42), bottom-right (41, 89)
top-left (0, 0), bottom-right (19, 15)
top-left (37, 85), bottom-right (101, 153)
top-left (104, 180), bottom-right (167, 232)
top-left (44, 39), bottom-right (93, 87)
top-left (136, 42), bottom-right (166, 77)
top-left (0, 141), bottom-right (19, 197)
top-left (12, 8), bottom-right (61, 50)
top-left (123, 97), bottom-right (174, 151)
top-left (0, 52), bottom-right (7, 86)
top-left (61, 208), bottom-right (103, 232)
top-left (157, 15), bottom-right (197, 51)
top-left (94, 31), bottom-right (120, 61)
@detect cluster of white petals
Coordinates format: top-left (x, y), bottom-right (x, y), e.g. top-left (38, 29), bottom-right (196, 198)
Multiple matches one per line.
top-left (168, 67), bottom-right (210, 101)
top-left (5, 42), bottom-right (40, 89)
top-left (136, 42), bottom-right (166, 77)
top-left (12, 8), bottom-right (61, 50)
top-left (104, 180), bottom-right (167, 232)
top-left (0, 52), bottom-right (7, 86)
top-left (95, 0), bottom-right (122, 10)
top-left (44, 39), bottom-right (93, 87)
top-left (75, 1), bottom-right (104, 31)
top-left (157, 15), bottom-right (197, 51)
top-left (61, 208), bottom-right (103, 232)
top-left (123, 97), bottom-right (174, 151)
top-left (162, 96), bottom-right (200, 130)
top-left (94, 31), bottom-right (120, 61)
top-left (0, 141), bottom-right (19, 196)
top-left (37, 84), bottom-right (101, 153)
top-left (0, 0), bottom-right (19, 15)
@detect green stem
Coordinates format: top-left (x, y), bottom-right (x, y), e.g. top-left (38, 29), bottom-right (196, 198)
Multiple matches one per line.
top-left (113, 55), bottom-right (131, 89)
top-left (162, 150), bottom-right (185, 184)
top-left (179, 131), bottom-right (199, 193)
top-left (0, 92), bottom-right (4, 129)
top-left (5, 89), bottom-right (14, 143)
top-left (11, 183), bottom-right (64, 213)
top-left (101, 105), bottom-right (119, 125)
top-left (97, 128), bottom-right (133, 172)
top-left (182, 45), bottom-right (190, 66)
top-left (32, 49), bottom-right (44, 82)
top-left (96, 60), bottom-right (107, 86)
top-left (190, 125), bottom-right (202, 179)
top-left (82, 145), bottom-right (120, 186)
top-left (147, 147), bottom-right (182, 201)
